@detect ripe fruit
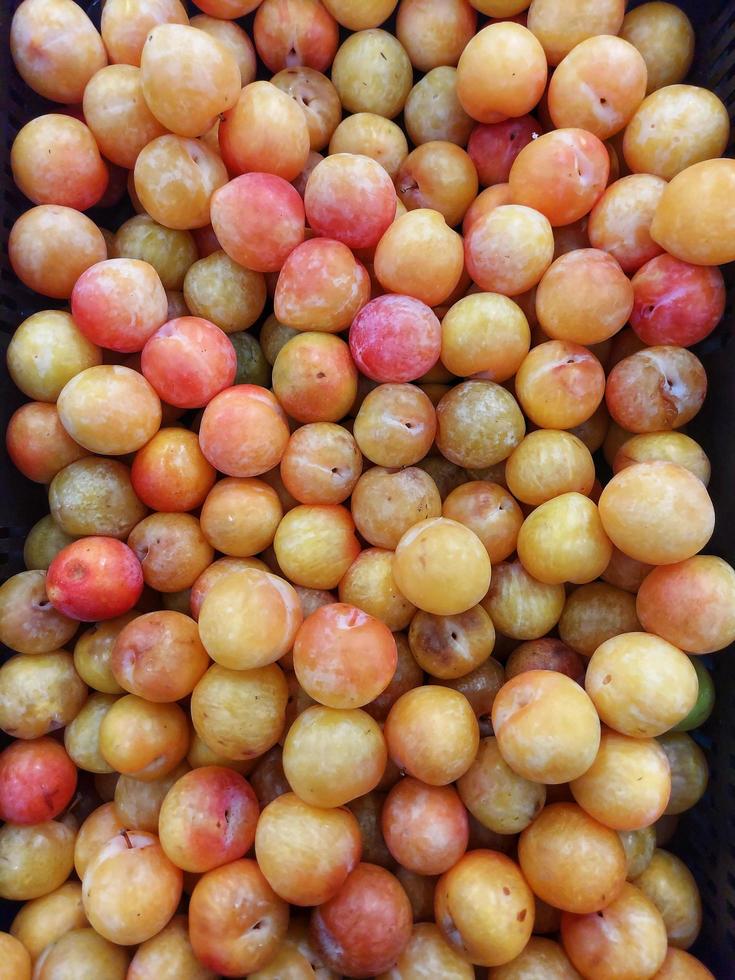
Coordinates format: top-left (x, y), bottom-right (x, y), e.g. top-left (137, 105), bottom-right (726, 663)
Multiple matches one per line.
top-left (4, 4), bottom-right (733, 969)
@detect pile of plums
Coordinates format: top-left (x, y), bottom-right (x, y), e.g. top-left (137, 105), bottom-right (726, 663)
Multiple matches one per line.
top-left (1, 0), bottom-right (734, 976)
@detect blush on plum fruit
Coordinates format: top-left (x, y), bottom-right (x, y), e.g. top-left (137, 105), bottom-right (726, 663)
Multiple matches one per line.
top-left (141, 316), bottom-right (237, 409)
top-left (199, 384), bottom-right (290, 478)
top-left (158, 766), bottom-right (259, 873)
top-left (305, 152), bottom-right (397, 249)
top-left (467, 115), bottom-right (541, 186)
top-left (274, 237), bottom-right (370, 333)
top-left (630, 254), bottom-right (726, 348)
top-left (210, 173), bottom-right (305, 273)
top-left (0, 738), bottom-right (77, 825)
top-left (310, 863), bottom-right (413, 978)
top-left (349, 295), bottom-right (441, 385)
top-left (47, 537), bottom-right (143, 621)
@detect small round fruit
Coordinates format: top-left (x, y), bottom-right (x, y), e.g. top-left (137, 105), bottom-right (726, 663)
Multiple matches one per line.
top-left (57, 365), bottom-right (161, 456)
top-left (658, 732), bottom-right (709, 816)
top-left (404, 66), bottom-right (474, 148)
top-left (127, 914), bottom-right (216, 980)
top-left (191, 664), bottom-right (288, 761)
top-left (131, 428), bottom-right (216, 513)
top-left (619, 826), bottom-right (657, 880)
top-left (329, 111), bottom-right (408, 178)
top-left (456, 22), bottom-right (546, 123)
top-left (598, 462), bottom-right (714, 565)
top-left (331, 29), bottom-right (413, 119)
top-left (274, 504), bottom-right (361, 590)
top-left (558, 582), bottom-right (641, 659)
top-left (113, 765), bottom-right (188, 835)
top-left (506, 430), bottom-right (595, 506)
top-left (606, 346), bottom-right (707, 434)
top-left (381, 778), bottom-right (469, 876)
top-left (255, 792), bottom-right (362, 906)
top-left (673, 660), bottom-right (715, 732)
top-left (0, 652), bottom-right (87, 741)
top-left (350, 296), bottom-right (441, 385)
top-left (588, 173), bottom-right (667, 274)
top-left (274, 237), bottom-right (370, 333)
top-left (273, 331), bottom-right (358, 423)
top-left (393, 518), bottom-right (491, 617)
top-left (408, 604), bottom-right (494, 681)
top-left (47, 537), bottom-right (143, 622)
top-left (127, 514), bottom-right (213, 594)
top-left (280, 423), bottom-right (362, 506)
top-left (561, 882), bottom-right (667, 980)
top-left (309, 864), bottom-right (411, 977)
top-left (211, 173), bottom-right (305, 273)
top-left (585, 632), bottom-right (699, 738)
top-left (548, 35), bottom-right (647, 140)
top-left (305, 152), bottom-right (397, 249)
top-left (442, 481), bottom-right (523, 564)
top-left (457, 736), bottom-right (546, 835)
top-left (376, 921), bottom-right (473, 980)
top-left (570, 731), bottom-right (672, 832)
top-left (650, 159), bottom-right (735, 267)
top-left (293, 603), bottom-right (397, 709)
top-left (158, 766), bottom-right (259, 873)
top-left (10, 0), bottom-right (107, 103)
top-left (189, 859), bottom-right (289, 977)
top-left (283, 706), bottom-right (387, 807)
top-left (624, 85), bottom-right (729, 181)
top-left (0, 570), bottom-right (77, 655)
top-left (354, 384), bottom-right (437, 468)
top-left (434, 850), bottom-right (534, 968)
top-left (31, 928), bottom-right (128, 980)
top-left (633, 848), bottom-right (702, 949)
top-left (518, 802), bottom-right (627, 914)
top-left (492, 670), bottom-right (601, 784)
top-left (520, 343), bottom-right (606, 434)
top-left (23, 516), bottom-right (76, 573)
top-left (11, 113), bottom-right (108, 210)
top-left (652, 948), bottom-right (715, 979)
top-left (614, 432), bottom-right (711, 485)
top-left (0, 738), bottom-right (76, 825)
top-left (536, 248), bottom-right (634, 346)
top-left (8, 881), bottom-right (86, 965)
top-left (82, 831), bottom-right (183, 945)
top-left (636, 556), bottom-right (735, 654)
top-left (0, 820), bottom-right (76, 901)
top-left (7, 309), bottom-right (101, 404)
top-left (436, 381), bottom-right (525, 471)
top-left (99, 695), bottom-right (189, 781)
top-left (482, 559), bottom-right (565, 641)
top-left (9, 205), bottom-right (107, 300)
top-left (526, 0), bottom-right (626, 66)
top-left (464, 205), bottom-right (554, 297)
top-left (517, 493), bottom-right (612, 586)
top-left (384, 686), bottom-right (479, 786)
top-left (111, 611), bottom-right (209, 703)
top-left (198, 385), bottom-right (290, 478)
top-left (440, 293), bottom-right (531, 383)
top-left (140, 24), bottom-right (240, 138)
top-left (509, 129), bottom-right (609, 228)
top-left (114, 215), bottom-right (197, 290)
top-left (620, 2), bottom-right (695, 94)
top-left (198, 568), bottom-right (301, 671)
